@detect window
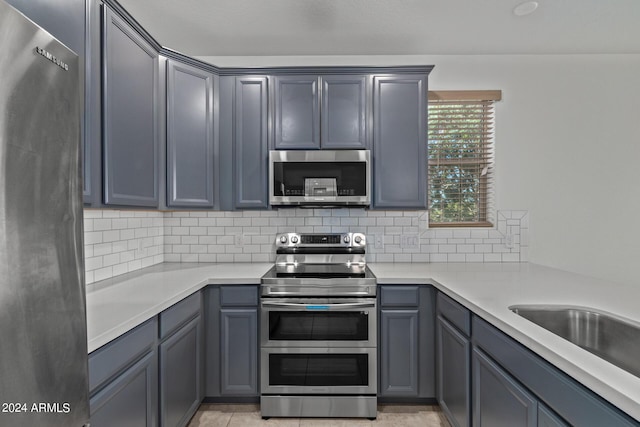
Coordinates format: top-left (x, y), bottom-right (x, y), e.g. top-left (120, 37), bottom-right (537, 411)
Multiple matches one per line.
top-left (427, 90), bottom-right (502, 227)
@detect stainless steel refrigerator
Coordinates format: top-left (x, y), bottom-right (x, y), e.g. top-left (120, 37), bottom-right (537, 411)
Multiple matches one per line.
top-left (0, 1), bottom-right (89, 426)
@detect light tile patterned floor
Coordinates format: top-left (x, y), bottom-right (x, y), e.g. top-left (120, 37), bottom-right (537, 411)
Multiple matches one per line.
top-left (187, 404), bottom-right (452, 427)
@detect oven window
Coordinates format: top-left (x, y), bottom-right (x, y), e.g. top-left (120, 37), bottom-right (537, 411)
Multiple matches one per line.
top-left (269, 354), bottom-right (369, 386)
top-left (269, 311), bottom-right (368, 341)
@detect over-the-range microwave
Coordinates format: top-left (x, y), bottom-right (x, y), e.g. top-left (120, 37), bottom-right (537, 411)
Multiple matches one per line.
top-left (269, 150), bottom-right (371, 207)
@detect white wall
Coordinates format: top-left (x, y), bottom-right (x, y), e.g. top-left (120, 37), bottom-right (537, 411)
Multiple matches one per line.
top-left (200, 54), bottom-right (640, 286)
top-left (429, 54), bottom-right (640, 288)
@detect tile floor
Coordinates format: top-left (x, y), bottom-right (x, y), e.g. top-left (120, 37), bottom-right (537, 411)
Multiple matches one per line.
top-left (187, 404), bottom-right (452, 427)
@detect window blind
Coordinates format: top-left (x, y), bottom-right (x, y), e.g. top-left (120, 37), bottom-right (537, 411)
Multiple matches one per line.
top-left (428, 90), bottom-right (501, 227)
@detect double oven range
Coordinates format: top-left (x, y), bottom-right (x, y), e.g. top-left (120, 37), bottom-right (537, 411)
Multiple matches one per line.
top-left (260, 232), bottom-right (377, 419)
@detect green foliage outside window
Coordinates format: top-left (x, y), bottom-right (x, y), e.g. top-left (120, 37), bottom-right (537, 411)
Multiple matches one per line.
top-left (428, 100), bottom-right (494, 226)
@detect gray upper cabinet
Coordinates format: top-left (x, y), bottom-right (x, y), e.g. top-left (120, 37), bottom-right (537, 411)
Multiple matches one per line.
top-left (273, 75), bottom-right (320, 149)
top-left (372, 74), bottom-right (427, 209)
top-left (321, 75), bottom-right (368, 149)
top-left (166, 59), bottom-right (214, 208)
top-left (273, 74), bottom-right (368, 150)
top-left (102, 6), bottom-right (159, 207)
top-left (234, 76), bottom-right (269, 209)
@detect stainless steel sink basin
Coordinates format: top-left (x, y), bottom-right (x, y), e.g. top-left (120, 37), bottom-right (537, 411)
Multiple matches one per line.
top-left (509, 305), bottom-right (640, 378)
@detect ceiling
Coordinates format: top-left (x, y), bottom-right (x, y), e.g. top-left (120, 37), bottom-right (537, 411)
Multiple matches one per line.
top-left (117, 0), bottom-right (640, 56)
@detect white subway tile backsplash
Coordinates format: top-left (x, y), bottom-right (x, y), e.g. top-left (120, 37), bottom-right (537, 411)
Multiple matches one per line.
top-left (84, 208), bottom-right (528, 285)
top-left (438, 244), bottom-right (456, 253)
top-left (457, 245), bottom-right (475, 253)
top-left (502, 253), bottom-right (521, 262)
top-left (430, 254), bottom-right (448, 262)
top-left (83, 210), bottom-right (164, 285)
top-left (470, 229), bottom-right (489, 239)
top-left (411, 254), bottom-right (430, 263)
top-left (453, 229), bottom-right (471, 239)
top-left (447, 254), bottom-right (466, 262)
top-left (484, 253), bottom-right (502, 262)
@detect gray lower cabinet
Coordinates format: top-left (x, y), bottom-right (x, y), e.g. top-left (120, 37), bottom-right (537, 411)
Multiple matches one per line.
top-left (89, 293), bottom-right (204, 427)
top-left (472, 316), bottom-right (638, 427)
top-left (380, 308), bottom-right (419, 396)
top-left (166, 59), bottom-right (214, 208)
top-left (472, 347), bottom-right (537, 427)
top-left (159, 293), bottom-right (204, 427)
top-left (220, 308), bottom-right (258, 395)
top-left (205, 285), bottom-right (259, 399)
top-left (437, 292), bottom-right (639, 427)
top-left (90, 351), bottom-right (158, 427)
top-left (436, 316), bottom-right (471, 427)
top-left (89, 319), bottom-right (158, 427)
top-left (538, 404), bottom-right (569, 427)
top-left (102, 5), bottom-right (159, 207)
top-left (378, 285), bottom-right (435, 400)
top-left (436, 292), bottom-right (472, 427)
top-left (372, 74), bottom-right (427, 209)
top-left (234, 76), bottom-right (269, 209)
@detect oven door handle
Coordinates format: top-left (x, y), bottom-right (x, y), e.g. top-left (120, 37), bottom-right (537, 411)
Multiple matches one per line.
top-left (261, 301), bottom-right (375, 310)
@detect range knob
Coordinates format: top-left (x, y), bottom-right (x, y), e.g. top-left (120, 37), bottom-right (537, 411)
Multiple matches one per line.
top-left (343, 235), bottom-right (350, 243)
top-left (354, 235), bottom-right (363, 244)
top-left (279, 235), bottom-right (288, 244)
top-left (290, 235), bottom-right (299, 244)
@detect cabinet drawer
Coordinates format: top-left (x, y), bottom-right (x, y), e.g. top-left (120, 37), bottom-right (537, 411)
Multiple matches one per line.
top-left (379, 286), bottom-right (419, 307)
top-left (437, 292), bottom-right (471, 336)
top-left (159, 292), bottom-right (202, 340)
top-left (89, 318), bottom-right (157, 394)
top-left (220, 285), bottom-right (258, 307)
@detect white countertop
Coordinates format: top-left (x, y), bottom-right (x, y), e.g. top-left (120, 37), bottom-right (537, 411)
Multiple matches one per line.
top-left (371, 262), bottom-right (640, 421)
top-left (85, 261), bottom-right (640, 421)
top-left (86, 263), bottom-right (273, 353)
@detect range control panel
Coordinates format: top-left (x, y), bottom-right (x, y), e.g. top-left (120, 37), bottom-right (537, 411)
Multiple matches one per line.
top-left (275, 233), bottom-right (366, 248)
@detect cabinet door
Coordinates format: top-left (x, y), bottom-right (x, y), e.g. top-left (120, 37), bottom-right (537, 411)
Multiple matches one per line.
top-left (372, 75), bottom-right (427, 208)
top-left (166, 60), bottom-right (214, 208)
top-left (437, 316), bottom-right (471, 427)
top-left (90, 350), bottom-right (158, 427)
top-left (538, 404), bottom-right (569, 427)
top-left (220, 308), bottom-right (258, 395)
top-left (321, 75), bottom-right (368, 149)
top-left (379, 309), bottom-right (419, 397)
top-left (273, 76), bottom-right (320, 149)
top-left (159, 316), bottom-right (203, 427)
top-left (473, 347), bottom-right (537, 427)
top-left (102, 7), bottom-right (158, 207)
top-left (234, 77), bottom-right (269, 209)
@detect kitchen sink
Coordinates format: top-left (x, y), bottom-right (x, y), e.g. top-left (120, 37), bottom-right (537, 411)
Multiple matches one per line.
top-left (509, 305), bottom-right (640, 378)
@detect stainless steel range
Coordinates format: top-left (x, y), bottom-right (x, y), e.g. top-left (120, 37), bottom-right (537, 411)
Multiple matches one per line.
top-left (260, 232), bottom-right (377, 419)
